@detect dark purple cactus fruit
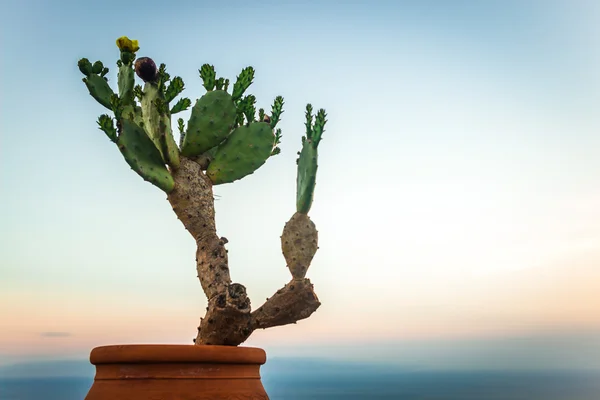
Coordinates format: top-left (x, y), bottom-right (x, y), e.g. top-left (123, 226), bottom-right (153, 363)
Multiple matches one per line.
top-left (135, 57), bottom-right (158, 82)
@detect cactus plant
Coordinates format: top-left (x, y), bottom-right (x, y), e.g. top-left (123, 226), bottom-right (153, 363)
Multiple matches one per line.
top-left (77, 37), bottom-right (328, 346)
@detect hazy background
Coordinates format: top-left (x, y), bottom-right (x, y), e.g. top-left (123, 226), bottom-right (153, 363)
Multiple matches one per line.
top-left (1, 0), bottom-right (599, 374)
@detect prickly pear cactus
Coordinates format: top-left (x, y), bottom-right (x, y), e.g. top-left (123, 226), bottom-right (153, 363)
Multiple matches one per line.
top-left (77, 36), bottom-right (329, 348)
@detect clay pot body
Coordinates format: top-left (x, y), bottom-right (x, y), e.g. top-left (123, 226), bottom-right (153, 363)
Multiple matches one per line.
top-left (84, 344), bottom-right (269, 400)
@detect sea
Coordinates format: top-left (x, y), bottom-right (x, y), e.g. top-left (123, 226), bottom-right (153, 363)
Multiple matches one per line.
top-left (1, 359), bottom-right (599, 399)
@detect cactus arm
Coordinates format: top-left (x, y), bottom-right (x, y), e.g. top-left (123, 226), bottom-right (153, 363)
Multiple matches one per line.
top-left (296, 105), bottom-right (327, 214)
top-left (140, 83), bottom-right (163, 148)
top-left (162, 73), bottom-right (190, 116)
top-left (164, 76), bottom-right (184, 103)
top-left (114, 37), bottom-right (139, 108)
top-left (296, 143), bottom-right (318, 213)
top-left (248, 211), bottom-right (321, 331)
top-left (97, 114), bottom-right (117, 143)
top-left (117, 62), bottom-right (135, 106)
top-left (281, 211), bottom-right (319, 278)
top-left (82, 74), bottom-right (115, 110)
top-left (251, 278), bottom-right (320, 330)
top-left (170, 97), bottom-right (191, 114)
top-left (199, 64), bottom-right (217, 91)
top-left (140, 81), bottom-right (181, 169)
top-left (269, 96), bottom-right (284, 129)
top-left (79, 58), bottom-right (115, 110)
top-left (231, 66), bottom-right (255, 103)
top-left (248, 105), bottom-right (327, 333)
top-left (116, 118), bottom-right (175, 193)
top-left (115, 38), bottom-right (139, 105)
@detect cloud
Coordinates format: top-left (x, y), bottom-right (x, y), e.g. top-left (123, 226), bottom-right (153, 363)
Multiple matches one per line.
top-left (40, 332), bottom-right (71, 338)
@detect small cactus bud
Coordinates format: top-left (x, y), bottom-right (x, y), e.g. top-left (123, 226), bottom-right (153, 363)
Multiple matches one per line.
top-left (135, 57), bottom-right (157, 82)
top-left (78, 58), bottom-right (93, 76)
top-left (91, 61), bottom-right (104, 74)
top-left (262, 114), bottom-right (271, 123)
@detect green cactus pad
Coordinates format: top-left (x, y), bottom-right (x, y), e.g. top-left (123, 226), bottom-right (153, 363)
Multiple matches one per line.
top-left (180, 90), bottom-right (237, 157)
top-left (117, 118), bottom-right (174, 193)
top-left (158, 114), bottom-right (181, 169)
top-left (165, 76), bottom-right (185, 103)
top-left (199, 64), bottom-right (216, 91)
top-left (140, 82), bottom-right (180, 168)
top-left (206, 121), bottom-right (275, 185)
top-left (296, 106), bottom-right (327, 214)
top-left (171, 97), bottom-right (191, 114)
top-left (78, 58), bottom-right (93, 76)
top-left (231, 66), bottom-right (255, 102)
top-left (118, 62), bottom-right (135, 106)
top-left (296, 142), bottom-right (318, 214)
top-left (83, 74), bottom-right (115, 110)
top-left (281, 212), bottom-right (318, 279)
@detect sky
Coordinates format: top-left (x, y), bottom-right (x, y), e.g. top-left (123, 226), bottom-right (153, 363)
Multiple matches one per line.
top-left (1, 0), bottom-right (599, 370)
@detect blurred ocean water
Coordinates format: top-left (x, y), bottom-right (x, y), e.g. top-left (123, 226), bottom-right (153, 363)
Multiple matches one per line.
top-left (1, 369), bottom-right (599, 400)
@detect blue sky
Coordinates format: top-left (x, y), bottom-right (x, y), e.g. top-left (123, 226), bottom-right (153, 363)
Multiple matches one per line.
top-left (1, 0), bottom-right (599, 368)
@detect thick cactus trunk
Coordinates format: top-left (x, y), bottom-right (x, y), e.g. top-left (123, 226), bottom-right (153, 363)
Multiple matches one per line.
top-left (167, 157), bottom-right (321, 346)
top-left (167, 157), bottom-right (232, 298)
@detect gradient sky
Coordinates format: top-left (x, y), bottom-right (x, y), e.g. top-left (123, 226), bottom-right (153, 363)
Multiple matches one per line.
top-left (1, 0), bottom-right (599, 369)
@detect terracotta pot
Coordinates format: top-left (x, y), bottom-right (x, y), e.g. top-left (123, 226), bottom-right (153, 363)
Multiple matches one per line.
top-left (84, 344), bottom-right (269, 400)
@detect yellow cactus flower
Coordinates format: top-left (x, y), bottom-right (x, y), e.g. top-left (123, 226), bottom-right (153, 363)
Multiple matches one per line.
top-left (116, 36), bottom-right (140, 53)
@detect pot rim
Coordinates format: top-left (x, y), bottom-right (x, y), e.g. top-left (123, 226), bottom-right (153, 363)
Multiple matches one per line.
top-left (89, 344), bottom-right (267, 365)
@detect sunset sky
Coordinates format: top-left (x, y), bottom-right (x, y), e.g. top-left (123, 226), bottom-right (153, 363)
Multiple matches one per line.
top-left (1, 0), bottom-right (599, 369)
